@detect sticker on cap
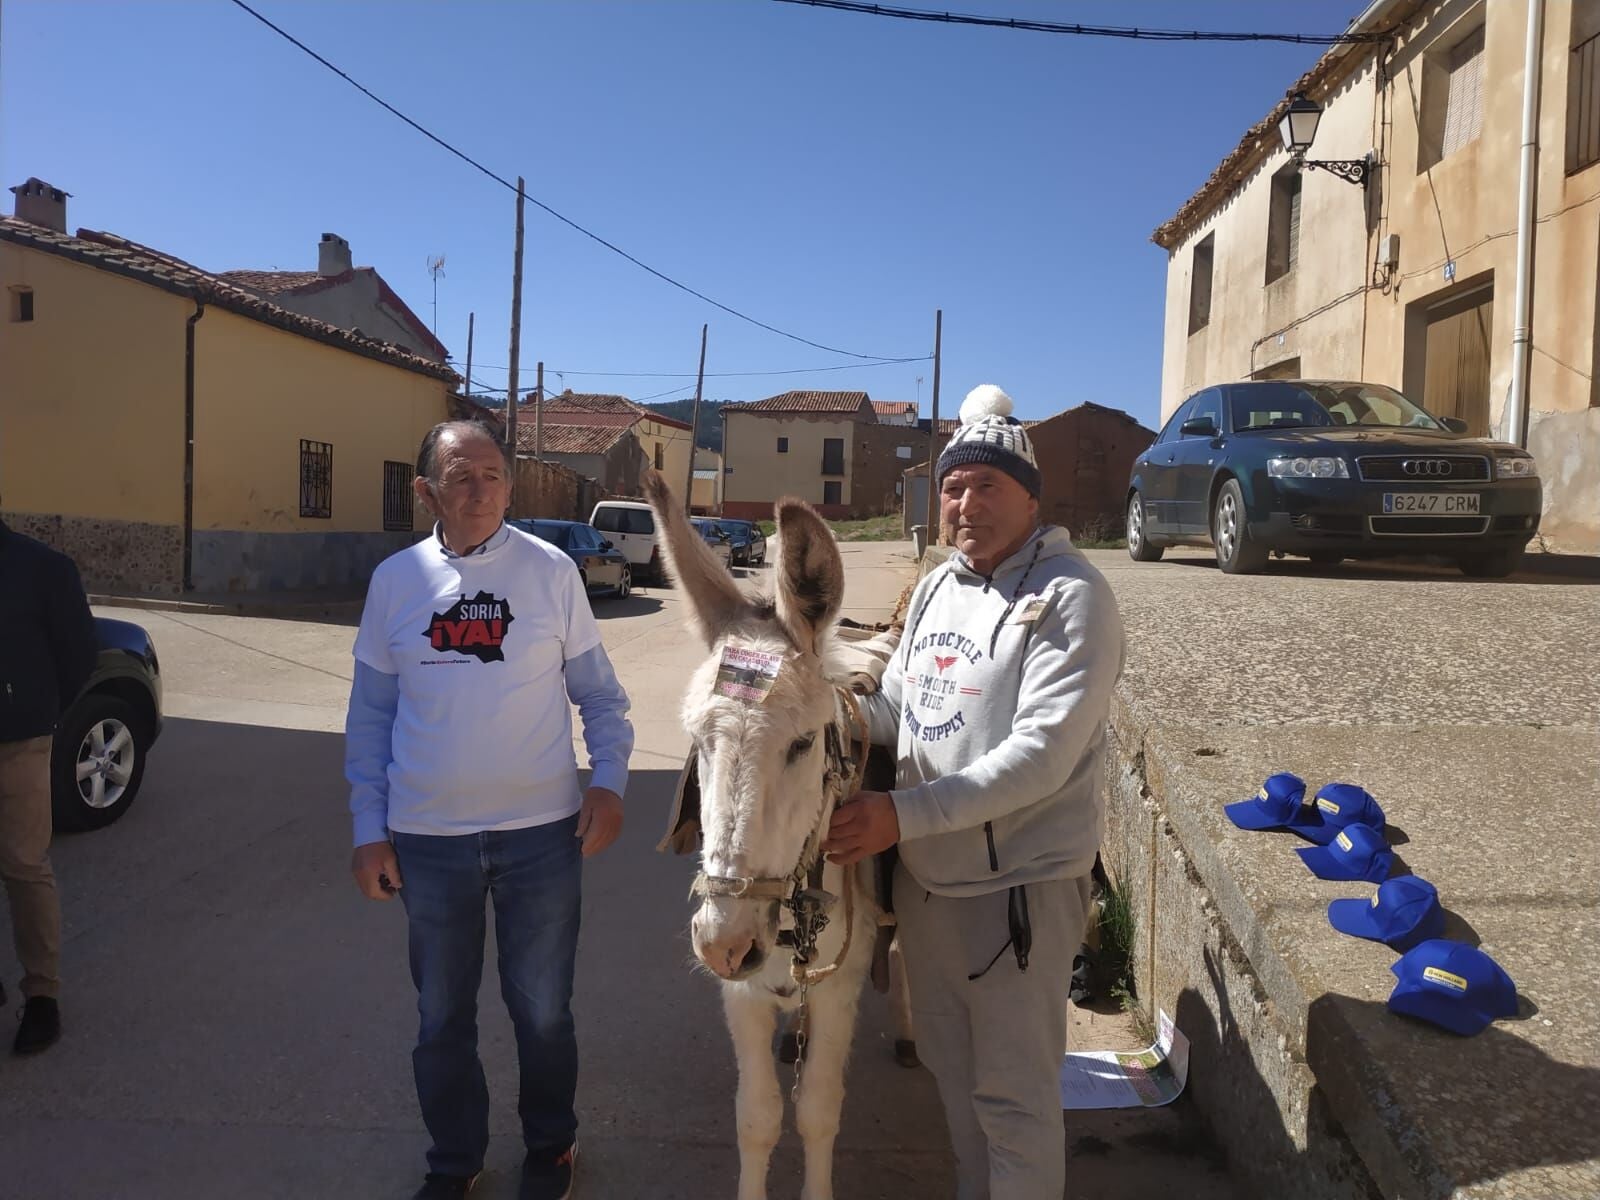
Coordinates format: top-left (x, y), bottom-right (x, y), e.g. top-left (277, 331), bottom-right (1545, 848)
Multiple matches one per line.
top-left (1316, 798), bottom-right (1343, 815)
top-left (1423, 967), bottom-right (1469, 992)
top-left (714, 644), bottom-right (785, 703)
top-left (1336, 831), bottom-right (1353, 852)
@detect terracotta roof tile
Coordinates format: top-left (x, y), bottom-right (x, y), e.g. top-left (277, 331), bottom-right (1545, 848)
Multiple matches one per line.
top-left (516, 422), bottom-right (633, 455)
top-left (724, 390), bottom-right (872, 415)
top-left (216, 269), bottom-right (323, 295)
top-left (872, 400), bottom-right (917, 417)
top-left (0, 219), bottom-right (456, 381)
top-left (531, 391), bottom-right (694, 431)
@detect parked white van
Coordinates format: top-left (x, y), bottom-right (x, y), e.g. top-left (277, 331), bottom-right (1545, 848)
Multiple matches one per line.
top-left (590, 500), bottom-right (663, 583)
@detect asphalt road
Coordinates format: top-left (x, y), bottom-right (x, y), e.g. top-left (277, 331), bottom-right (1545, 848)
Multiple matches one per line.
top-left (0, 541), bottom-right (1238, 1200)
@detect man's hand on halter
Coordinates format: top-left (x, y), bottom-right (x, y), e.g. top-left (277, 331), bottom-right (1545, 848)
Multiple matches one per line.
top-left (577, 787), bottom-right (624, 857)
top-left (822, 790), bottom-right (900, 865)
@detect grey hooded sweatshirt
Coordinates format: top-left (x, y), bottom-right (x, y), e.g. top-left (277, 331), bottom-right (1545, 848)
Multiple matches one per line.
top-left (862, 526), bottom-right (1125, 898)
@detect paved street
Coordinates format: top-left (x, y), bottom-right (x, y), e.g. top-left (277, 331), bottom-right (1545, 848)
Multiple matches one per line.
top-left (0, 541), bottom-right (1236, 1200)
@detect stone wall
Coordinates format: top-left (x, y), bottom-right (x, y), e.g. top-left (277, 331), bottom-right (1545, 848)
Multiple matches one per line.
top-left (189, 529), bottom-right (420, 594)
top-left (511, 458), bottom-right (610, 523)
top-left (4, 511), bottom-right (183, 595)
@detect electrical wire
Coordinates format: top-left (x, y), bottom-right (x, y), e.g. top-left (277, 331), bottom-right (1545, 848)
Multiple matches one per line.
top-left (770, 0), bottom-right (1388, 45)
top-left (463, 357), bottom-right (929, 378)
top-left (227, 0), bottom-right (923, 364)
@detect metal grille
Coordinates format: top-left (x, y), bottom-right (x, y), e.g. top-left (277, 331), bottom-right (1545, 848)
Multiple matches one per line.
top-left (382, 460), bottom-right (413, 532)
top-left (1355, 455), bottom-right (1490, 482)
top-left (1368, 515), bottom-right (1490, 537)
top-left (1570, 33), bottom-right (1600, 174)
top-left (299, 439), bottom-right (332, 519)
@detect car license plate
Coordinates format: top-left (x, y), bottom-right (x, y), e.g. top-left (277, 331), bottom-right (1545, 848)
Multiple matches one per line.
top-left (1382, 492), bottom-right (1480, 514)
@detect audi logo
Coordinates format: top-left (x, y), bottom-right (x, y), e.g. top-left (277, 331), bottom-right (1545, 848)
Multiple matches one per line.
top-left (1402, 459), bottom-right (1454, 477)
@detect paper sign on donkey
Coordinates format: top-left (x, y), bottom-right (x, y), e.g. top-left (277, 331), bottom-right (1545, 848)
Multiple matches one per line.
top-left (1059, 1010), bottom-right (1191, 1110)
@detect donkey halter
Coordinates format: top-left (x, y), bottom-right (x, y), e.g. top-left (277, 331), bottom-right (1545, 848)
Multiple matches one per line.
top-left (689, 687), bottom-right (868, 988)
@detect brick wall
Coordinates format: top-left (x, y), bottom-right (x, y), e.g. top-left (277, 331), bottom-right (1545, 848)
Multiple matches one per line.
top-left (850, 424), bottom-right (933, 519)
top-left (511, 458), bottom-right (612, 522)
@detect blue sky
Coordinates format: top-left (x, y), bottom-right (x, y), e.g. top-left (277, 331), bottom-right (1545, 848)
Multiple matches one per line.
top-left (0, 1), bottom-right (1362, 430)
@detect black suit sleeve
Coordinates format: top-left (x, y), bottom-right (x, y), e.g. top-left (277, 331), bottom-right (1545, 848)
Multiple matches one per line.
top-left (47, 557), bottom-right (98, 713)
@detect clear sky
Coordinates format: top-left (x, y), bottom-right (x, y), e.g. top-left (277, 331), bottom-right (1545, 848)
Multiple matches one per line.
top-left (0, 0), bottom-right (1364, 430)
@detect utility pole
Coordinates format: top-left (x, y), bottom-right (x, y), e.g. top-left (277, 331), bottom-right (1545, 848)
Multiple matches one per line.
top-left (685, 324), bottom-right (708, 512)
top-left (506, 177), bottom-right (525, 511)
top-left (463, 311), bottom-right (474, 401)
top-left (923, 309), bottom-right (942, 546)
top-left (535, 361), bottom-right (544, 463)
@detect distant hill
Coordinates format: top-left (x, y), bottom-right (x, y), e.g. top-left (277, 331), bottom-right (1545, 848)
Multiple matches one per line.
top-left (644, 398), bottom-right (727, 452)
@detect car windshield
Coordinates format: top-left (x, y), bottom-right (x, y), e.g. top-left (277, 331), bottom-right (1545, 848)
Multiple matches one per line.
top-left (1231, 382), bottom-right (1444, 432)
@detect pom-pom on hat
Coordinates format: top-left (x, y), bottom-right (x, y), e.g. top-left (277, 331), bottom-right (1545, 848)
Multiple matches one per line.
top-left (936, 385), bottom-right (1041, 498)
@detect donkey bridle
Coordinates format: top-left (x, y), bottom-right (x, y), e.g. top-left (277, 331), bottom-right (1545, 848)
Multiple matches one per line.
top-left (689, 687), bottom-right (868, 985)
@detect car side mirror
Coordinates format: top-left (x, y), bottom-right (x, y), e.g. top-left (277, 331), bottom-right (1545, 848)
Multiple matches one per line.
top-left (599, 539), bottom-right (613, 550)
top-left (1441, 417), bottom-right (1469, 434)
top-left (1180, 417), bottom-right (1218, 438)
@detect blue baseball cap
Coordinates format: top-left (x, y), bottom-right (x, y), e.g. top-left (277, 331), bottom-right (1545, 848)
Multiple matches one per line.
top-left (1298, 783), bottom-right (1387, 846)
top-left (1388, 940), bottom-right (1518, 1036)
top-left (1224, 773), bottom-right (1325, 836)
top-left (1297, 823), bottom-right (1393, 883)
top-left (1328, 875), bottom-right (1445, 950)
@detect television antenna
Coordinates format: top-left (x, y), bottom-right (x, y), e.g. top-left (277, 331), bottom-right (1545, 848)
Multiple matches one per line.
top-left (427, 255), bottom-right (447, 335)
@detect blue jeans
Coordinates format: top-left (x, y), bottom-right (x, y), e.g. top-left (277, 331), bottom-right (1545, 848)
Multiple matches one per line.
top-left (393, 815), bottom-right (582, 1177)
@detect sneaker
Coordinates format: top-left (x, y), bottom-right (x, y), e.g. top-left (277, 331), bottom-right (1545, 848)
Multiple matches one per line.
top-left (13, 997), bottom-right (60, 1056)
top-left (520, 1143), bottom-right (576, 1200)
top-left (409, 1171), bottom-right (482, 1199)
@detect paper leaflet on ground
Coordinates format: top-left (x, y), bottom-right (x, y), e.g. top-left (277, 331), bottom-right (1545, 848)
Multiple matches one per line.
top-left (1059, 1009), bottom-right (1190, 1110)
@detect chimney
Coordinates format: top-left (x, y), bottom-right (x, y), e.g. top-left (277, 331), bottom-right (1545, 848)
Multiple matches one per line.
top-left (319, 232), bottom-right (352, 276)
top-left (10, 178), bottom-right (69, 233)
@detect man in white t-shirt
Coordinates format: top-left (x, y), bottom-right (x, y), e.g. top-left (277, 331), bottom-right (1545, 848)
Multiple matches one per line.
top-left (344, 420), bottom-right (633, 1200)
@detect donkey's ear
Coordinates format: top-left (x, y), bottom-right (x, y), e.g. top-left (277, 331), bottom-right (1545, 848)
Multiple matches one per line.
top-left (642, 469), bottom-right (751, 647)
top-left (773, 497), bottom-right (844, 653)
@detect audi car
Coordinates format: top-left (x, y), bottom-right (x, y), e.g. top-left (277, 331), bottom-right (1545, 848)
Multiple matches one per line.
top-left (1125, 380), bottom-right (1541, 577)
top-left (509, 518), bottom-right (632, 597)
top-left (53, 617), bottom-right (163, 831)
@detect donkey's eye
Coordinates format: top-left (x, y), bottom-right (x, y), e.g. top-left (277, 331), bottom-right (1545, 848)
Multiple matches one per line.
top-left (785, 734), bottom-right (816, 765)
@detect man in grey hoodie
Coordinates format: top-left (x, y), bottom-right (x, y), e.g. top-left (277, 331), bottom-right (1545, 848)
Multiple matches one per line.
top-left (823, 384), bottom-right (1125, 1200)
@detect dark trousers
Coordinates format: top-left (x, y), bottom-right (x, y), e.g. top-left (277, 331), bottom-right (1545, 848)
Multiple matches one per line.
top-left (393, 815), bottom-right (582, 1177)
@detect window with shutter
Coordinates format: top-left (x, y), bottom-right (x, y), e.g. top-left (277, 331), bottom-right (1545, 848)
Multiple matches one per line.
top-left (1421, 24), bottom-right (1486, 169)
top-left (1189, 233), bottom-right (1215, 334)
top-left (1265, 166), bottom-right (1301, 285)
top-left (1568, 4), bottom-right (1600, 175)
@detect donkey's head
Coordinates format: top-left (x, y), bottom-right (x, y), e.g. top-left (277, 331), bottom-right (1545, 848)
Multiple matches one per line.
top-left (642, 472), bottom-right (846, 981)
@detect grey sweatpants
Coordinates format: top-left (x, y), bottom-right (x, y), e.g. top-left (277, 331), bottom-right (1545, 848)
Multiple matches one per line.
top-left (895, 864), bottom-right (1092, 1200)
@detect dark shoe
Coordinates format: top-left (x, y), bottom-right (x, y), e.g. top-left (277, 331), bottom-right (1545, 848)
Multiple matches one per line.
top-left (520, 1144), bottom-right (576, 1200)
top-left (410, 1171), bottom-right (481, 1199)
top-left (13, 997), bottom-right (60, 1055)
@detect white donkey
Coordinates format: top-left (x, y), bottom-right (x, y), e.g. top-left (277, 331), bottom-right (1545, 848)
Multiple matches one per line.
top-left (644, 472), bottom-right (879, 1200)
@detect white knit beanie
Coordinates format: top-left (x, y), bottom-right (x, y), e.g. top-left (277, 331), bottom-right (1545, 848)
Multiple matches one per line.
top-left (935, 385), bottom-right (1040, 497)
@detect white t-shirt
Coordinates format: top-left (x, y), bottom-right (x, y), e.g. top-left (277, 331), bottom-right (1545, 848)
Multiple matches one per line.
top-left (353, 525), bottom-right (603, 836)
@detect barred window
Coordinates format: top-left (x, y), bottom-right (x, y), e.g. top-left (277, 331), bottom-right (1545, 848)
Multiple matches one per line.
top-left (300, 439), bottom-right (332, 519)
top-left (383, 460), bottom-right (413, 531)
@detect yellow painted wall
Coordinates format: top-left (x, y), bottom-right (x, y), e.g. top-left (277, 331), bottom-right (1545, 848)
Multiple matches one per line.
top-left (637, 414), bottom-right (694, 496)
top-left (0, 244), bottom-right (187, 523)
top-left (723, 413), bottom-right (856, 506)
top-left (192, 307), bottom-right (449, 531)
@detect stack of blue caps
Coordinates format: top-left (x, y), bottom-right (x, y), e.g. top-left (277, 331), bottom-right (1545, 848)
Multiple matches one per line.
top-left (1226, 772), bottom-right (1519, 1036)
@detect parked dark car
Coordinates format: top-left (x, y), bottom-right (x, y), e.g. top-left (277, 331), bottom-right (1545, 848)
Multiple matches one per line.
top-left (53, 617), bottom-right (163, 831)
top-left (510, 518), bottom-right (632, 596)
top-left (715, 518), bottom-right (767, 567)
top-left (1126, 380), bottom-right (1541, 577)
top-left (689, 517), bottom-right (735, 568)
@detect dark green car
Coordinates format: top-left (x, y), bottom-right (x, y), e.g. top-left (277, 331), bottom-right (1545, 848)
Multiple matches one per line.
top-left (1125, 380), bottom-right (1541, 577)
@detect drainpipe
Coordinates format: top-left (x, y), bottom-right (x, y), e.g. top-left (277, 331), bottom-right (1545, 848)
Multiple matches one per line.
top-left (1507, 0), bottom-right (1546, 448)
top-left (183, 298), bottom-right (205, 592)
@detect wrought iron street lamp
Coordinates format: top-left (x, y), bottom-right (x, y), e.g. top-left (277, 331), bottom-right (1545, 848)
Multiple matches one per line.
top-left (1279, 92), bottom-right (1372, 187)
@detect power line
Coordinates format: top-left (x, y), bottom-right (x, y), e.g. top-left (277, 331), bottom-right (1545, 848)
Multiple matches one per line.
top-left (770, 0), bottom-right (1388, 45)
top-left (462, 357), bottom-right (930, 378)
top-left (226, 0), bottom-right (922, 364)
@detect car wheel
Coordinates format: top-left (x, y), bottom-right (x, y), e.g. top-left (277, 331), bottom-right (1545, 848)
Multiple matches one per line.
top-left (1458, 545), bottom-right (1525, 578)
top-left (1126, 493), bottom-right (1163, 562)
top-left (1213, 479), bottom-right (1268, 574)
top-left (52, 694), bottom-right (148, 832)
top-left (617, 564), bottom-right (632, 598)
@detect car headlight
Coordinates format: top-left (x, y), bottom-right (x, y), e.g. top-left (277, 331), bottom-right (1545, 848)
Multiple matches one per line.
top-left (1268, 456), bottom-right (1350, 479)
top-left (1496, 455), bottom-right (1538, 479)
